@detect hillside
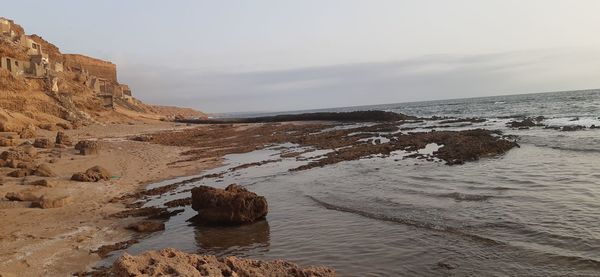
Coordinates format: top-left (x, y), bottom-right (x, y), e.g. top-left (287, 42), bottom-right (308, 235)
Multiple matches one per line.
top-left (0, 17), bottom-right (206, 132)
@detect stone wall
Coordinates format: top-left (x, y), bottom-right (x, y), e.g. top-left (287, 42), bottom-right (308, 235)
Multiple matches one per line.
top-left (63, 54), bottom-right (117, 82)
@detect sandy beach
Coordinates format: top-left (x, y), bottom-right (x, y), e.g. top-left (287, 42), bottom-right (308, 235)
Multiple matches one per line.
top-left (0, 121), bottom-right (220, 276)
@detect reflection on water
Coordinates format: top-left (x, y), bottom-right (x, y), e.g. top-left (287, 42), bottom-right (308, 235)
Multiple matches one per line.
top-left (194, 219), bottom-right (271, 256)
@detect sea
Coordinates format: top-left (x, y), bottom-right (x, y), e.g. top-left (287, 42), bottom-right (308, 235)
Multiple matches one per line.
top-left (102, 89), bottom-right (600, 276)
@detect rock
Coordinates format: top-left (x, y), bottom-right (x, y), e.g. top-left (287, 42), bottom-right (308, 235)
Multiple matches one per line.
top-left (111, 248), bottom-right (336, 277)
top-left (56, 122), bottom-right (72, 130)
top-left (34, 164), bottom-right (56, 177)
top-left (19, 124), bottom-right (36, 139)
top-left (561, 125), bottom-right (585, 132)
top-left (71, 166), bottom-right (111, 182)
top-left (35, 194), bottom-right (72, 209)
top-left (506, 118), bottom-right (542, 128)
top-left (0, 138), bottom-right (15, 147)
top-left (27, 179), bottom-right (55, 187)
top-left (129, 135), bottom-right (152, 142)
top-left (5, 190), bottom-right (41, 201)
top-left (74, 140), bottom-right (100, 155)
top-left (1, 148), bottom-right (35, 162)
top-left (591, 125), bottom-right (599, 129)
top-left (16, 162), bottom-right (36, 170)
top-left (55, 131), bottom-right (72, 146)
top-left (38, 123), bottom-right (57, 131)
top-left (33, 138), bottom-right (53, 148)
top-left (126, 221), bottom-right (165, 232)
top-left (190, 184), bottom-right (268, 225)
top-left (7, 169), bottom-right (32, 178)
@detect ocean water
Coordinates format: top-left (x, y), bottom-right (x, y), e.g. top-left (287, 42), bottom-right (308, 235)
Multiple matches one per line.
top-left (103, 89), bottom-right (600, 276)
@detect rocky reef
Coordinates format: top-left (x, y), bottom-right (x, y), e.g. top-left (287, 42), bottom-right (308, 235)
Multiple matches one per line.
top-left (111, 248), bottom-right (336, 277)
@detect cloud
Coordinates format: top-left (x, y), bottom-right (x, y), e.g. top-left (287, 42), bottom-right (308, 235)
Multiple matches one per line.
top-left (120, 47), bottom-right (600, 113)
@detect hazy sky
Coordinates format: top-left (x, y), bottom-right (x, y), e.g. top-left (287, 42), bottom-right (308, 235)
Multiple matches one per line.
top-left (5, 1), bottom-right (600, 112)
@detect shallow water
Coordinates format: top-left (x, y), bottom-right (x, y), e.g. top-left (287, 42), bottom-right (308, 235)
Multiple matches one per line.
top-left (102, 90), bottom-right (600, 276)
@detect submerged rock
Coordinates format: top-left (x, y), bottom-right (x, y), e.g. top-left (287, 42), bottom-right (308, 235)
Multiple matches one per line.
top-left (127, 221), bottom-right (165, 233)
top-left (561, 125), bottom-right (585, 132)
top-left (191, 184), bottom-right (268, 225)
top-left (506, 118), bottom-right (543, 128)
top-left (112, 248), bottom-right (336, 277)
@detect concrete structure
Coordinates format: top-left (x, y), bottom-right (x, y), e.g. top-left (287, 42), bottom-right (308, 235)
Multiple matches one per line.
top-left (0, 57), bottom-right (25, 75)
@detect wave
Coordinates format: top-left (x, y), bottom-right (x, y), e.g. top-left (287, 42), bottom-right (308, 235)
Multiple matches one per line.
top-left (307, 196), bottom-right (600, 270)
top-left (437, 192), bottom-right (493, 201)
top-left (306, 195), bottom-right (501, 245)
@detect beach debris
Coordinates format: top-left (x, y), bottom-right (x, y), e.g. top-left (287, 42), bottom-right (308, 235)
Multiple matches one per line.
top-left (71, 166), bottom-right (111, 182)
top-left (74, 140), bottom-right (100, 155)
top-left (191, 184), bottom-right (268, 225)
top-left (111, 248), bottom-right (336, 277)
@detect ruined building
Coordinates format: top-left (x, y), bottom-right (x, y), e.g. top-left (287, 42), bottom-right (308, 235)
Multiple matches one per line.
top-left (0, 17), bottom-right (134, 108)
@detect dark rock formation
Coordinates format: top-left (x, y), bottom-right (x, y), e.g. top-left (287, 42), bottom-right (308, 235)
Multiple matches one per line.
top-left (178, 111), bottom-right (416, 124)
top-left (561, 125), bottom-right (585, 132)
top-left (507, 118), bottom-right (543, 128)
top-left (191, 184), bottom-right (268, 225)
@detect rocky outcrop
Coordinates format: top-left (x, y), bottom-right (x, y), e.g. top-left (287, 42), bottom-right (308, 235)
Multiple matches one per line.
top-left (71, 166), bottom-right (111, 182)
top-left (191, 184), bottom-right (268, 225)
top-left (112, 248), bottom-right (336, 277)
top-left (74, 140), bottom-right (100, 155)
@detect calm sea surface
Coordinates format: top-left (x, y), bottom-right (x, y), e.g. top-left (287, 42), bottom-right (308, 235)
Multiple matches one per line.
top-left (103, 89), bottom-right (600, 276)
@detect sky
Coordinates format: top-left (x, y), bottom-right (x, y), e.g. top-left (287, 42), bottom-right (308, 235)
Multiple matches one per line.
top-left (4, 0), bottom-right (600, 113)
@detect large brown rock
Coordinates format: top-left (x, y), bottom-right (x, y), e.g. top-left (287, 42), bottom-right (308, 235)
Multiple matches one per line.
top-left (191, 184), bottom-right (268, 225)
top-left (33, 138), bottom-right (53, 149)
top-left (35, 194), bottom-right (72, 209)
top-left (74, 140), bottom-right (100, 155)
top-left (112, 248), bottom-right (336, 277)
top-left (71, 166), bottom-right (111, 182)
top-left (34, 164), bottom-right (56, 177)
top-left (55, 131), bottom-right (72, 146)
